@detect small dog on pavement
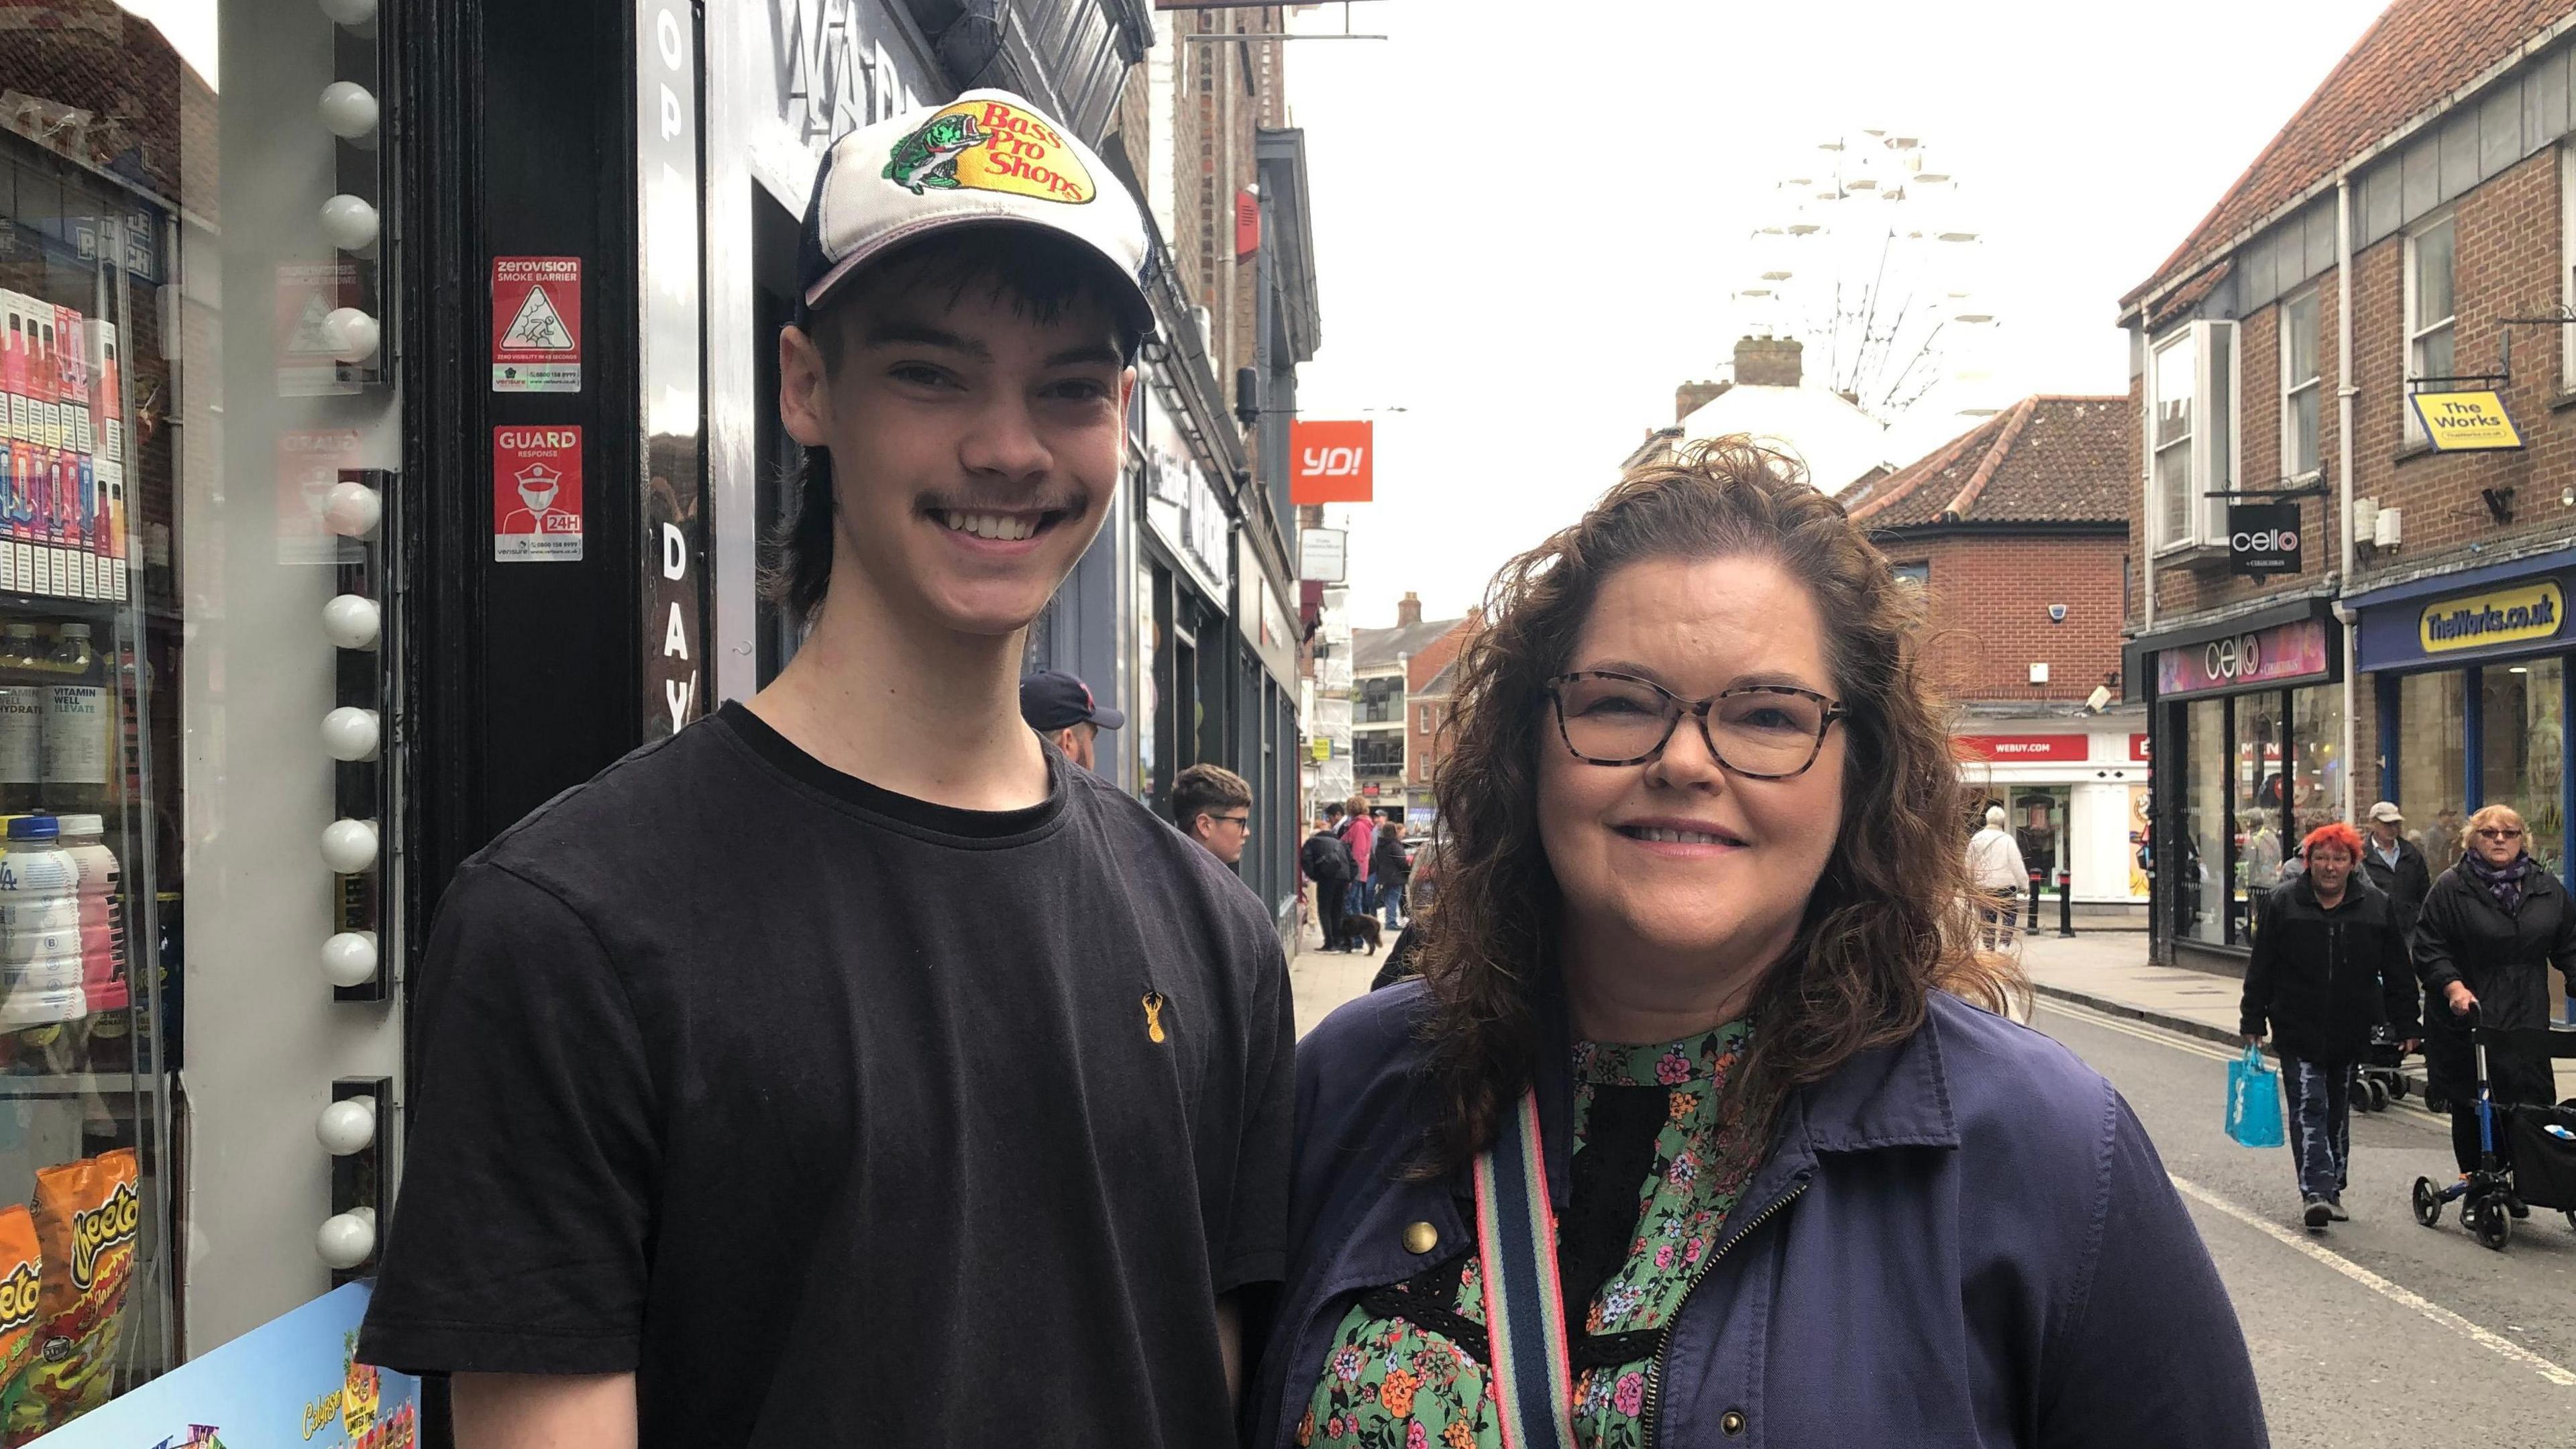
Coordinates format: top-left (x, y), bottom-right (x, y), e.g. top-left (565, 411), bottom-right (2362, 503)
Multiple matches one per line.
top-left (1339, 916), bottom-right (1383, 954)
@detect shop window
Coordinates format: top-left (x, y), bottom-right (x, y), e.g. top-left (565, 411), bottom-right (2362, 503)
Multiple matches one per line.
top-left (2481, 660), bottom-right (2565, 875)
top-left (1890, 560), bottom-right (1929, 589)
top-left (2184, 698), bottom-right (2229, 945)
top-left (2235, 694), bottom-right (2288, 938)
top-left (2405, 215), bottom-right (2456, 444)
top-left (2398, 671), bottom-right (2469, 876)
top-left (2281, 290), bottom-right (2321, 480)
top-left (2149, 320), bottom-right (2237, 550)
top-left (2289, 682), bottom-right (2347, 837)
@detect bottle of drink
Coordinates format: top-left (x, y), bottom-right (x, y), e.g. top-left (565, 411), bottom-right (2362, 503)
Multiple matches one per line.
top-left (40, 624), bottom-right (106, 817)
top-left (0, 627), bottom-right (41, 816)
top-left (0, 815), bottom-right (85, 1028)
top-left (54, 815), bottom-right (124, 1018)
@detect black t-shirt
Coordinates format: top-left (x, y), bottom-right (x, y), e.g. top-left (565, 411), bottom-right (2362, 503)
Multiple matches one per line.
top-left (358, 702), bottom-right (1294, 1448)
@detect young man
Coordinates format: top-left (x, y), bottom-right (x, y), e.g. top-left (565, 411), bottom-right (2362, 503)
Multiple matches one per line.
top-left (1173, 763), bottom-right (1253, 865)
top-left (1302, 807), bottom-right (1354, 952)
top-left (2241, 822), bottom-right (2418, 1233)
top-left (1020, 667), bottom-right (1122, 771)
top-left (358, 91), bottom-right (1293, 1449)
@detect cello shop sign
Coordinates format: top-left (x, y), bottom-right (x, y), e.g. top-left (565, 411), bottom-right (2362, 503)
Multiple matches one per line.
top-left (2226, 501), bottom-right (2300, 576)
top-left (2155, 617), bottom-right (2334, 700)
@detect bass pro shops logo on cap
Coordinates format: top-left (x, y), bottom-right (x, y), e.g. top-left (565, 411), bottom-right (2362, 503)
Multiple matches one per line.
top-left (799, 89), bottom-right (1151, 330)
top-left (883, 100), bottom-right (1095, 204)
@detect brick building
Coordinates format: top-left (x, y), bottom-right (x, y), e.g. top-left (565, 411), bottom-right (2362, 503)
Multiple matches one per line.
top-left (1350, 593), bottom-right (1467, 820)
top-left (2119, 0), bottom-right (2576, 967)
top-left (1845, 396), bottom-right (2149, 910)
top-left (1625, 336), bottom-right (1892, 496)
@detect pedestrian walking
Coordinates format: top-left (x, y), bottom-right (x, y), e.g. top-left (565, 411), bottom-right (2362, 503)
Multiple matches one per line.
top-left (358, 91), bottom-right (1293, 1448)
top-left (1967, 804), bottom-right (2027, 949)
top-left (2239, 822), bottom-right (2418, 1232)
top-left (1371, 817), bottom-right (1411, 930)
top-left (2361, 800), bottom-right (2432, 936)
top-left (1340, 796), bottom-right (1378, 919)
top-left (2412, 804), bottom-right (2576, 1208)
top-left (1172, 763), bottom-right (1254, 866)
top-left (1254, 438), bottom-right (2263, 1449)
top-left (1018, 667), bottom-right (1124, 773)
top-left (1303, 809), bottom-right (1356, 952)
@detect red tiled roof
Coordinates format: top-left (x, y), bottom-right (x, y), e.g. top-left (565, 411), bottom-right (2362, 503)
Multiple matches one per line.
top-left (1846, 396), bottom-right (2129, 530)
top-left (2122, 0), bottom-right (2576, 311)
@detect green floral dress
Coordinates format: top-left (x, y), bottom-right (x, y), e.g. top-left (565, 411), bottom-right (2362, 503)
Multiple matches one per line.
top-left (1299, 1022), bottom-right (1759, 1449)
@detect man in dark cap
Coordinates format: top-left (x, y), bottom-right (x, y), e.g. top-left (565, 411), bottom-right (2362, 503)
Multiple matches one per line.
top-left (1018, 668), bottom-right (1124, 772)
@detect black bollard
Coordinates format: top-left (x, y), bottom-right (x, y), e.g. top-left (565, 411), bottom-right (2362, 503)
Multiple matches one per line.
top-left (2057, 868), bottom-right (2076, 937)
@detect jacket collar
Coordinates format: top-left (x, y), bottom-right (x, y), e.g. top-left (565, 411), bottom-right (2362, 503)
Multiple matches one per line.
top-left (1529, 983), bottom-right (1962, 1206)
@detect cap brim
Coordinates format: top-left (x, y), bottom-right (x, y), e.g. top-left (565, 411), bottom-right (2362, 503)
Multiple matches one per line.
top-left (1088, 706), bottom-right (1126, 731)
top-left (803, 217), bottom-right (1155, 339)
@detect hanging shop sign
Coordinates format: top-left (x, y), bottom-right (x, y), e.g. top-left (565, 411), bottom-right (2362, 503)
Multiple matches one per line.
top-left (491, 256), bottom-right (582, 393)
top-left (1300, 527), bottom-right (1346, 584)
top-left (2420, 578), bottom-right (2564, 655)
top-left (2407, 389), bottom-right (2524, 451)
top-left (1290, 419), bottom-right (1373, 504)
top-left (2155, 616), bottom-right (2334, 699)
top-left (2226, 501), bottom-right (2300, 576)
top-left (1144, 392), bottom-right (1230, 598)
top-left (493, 426), bottom-right (585, 562)
top-left (1953, 734), bottom-right (2089, 763)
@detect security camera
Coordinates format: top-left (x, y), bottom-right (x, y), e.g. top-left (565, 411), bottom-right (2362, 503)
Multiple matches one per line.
top-left (2048, 604), bottom-right (2069, 624)
top-left (2086, 684), bottom-right (2112, 712)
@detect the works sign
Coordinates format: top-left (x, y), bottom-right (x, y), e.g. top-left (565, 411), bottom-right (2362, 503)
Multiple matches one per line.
top-left (2420, 580), bottom-right (2564, 655)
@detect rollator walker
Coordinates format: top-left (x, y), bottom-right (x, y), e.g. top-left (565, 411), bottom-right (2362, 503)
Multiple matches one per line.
top-left (2410, 1007), bottom-right (2576, 1252)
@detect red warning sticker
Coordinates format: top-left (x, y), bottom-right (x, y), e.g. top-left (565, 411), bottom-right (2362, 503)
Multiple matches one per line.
top-left (491, 256), bottom-right (581, 392)
top-left (493, 425), bottom-right (584, 562)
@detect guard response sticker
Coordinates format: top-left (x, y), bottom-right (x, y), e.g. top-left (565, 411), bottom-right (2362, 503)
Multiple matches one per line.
top-left (881, 99), bottom-right (1095, 203)
top-left (8, 1148), bottom-right (138, 1443)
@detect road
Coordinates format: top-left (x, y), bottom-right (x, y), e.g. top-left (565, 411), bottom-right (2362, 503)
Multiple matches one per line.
top-left (2031, 997), bottom-right (2573, 1448)
top-left (1289, 935), bottom-right (2576, 1446)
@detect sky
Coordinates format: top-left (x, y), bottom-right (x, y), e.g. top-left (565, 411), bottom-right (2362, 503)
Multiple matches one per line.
top-left (1283, 0), bottom-right (2396, 629)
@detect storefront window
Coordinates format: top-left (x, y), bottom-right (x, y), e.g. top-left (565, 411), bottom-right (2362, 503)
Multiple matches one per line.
top-left (2235, 693), bottom-right (2287, 938)
top-left (2481, 660), bottom-right (2566, 874)
top-left (2184, 698), bottom-right (2228, 945)
top-left (2289, 683), bottom-right (2346, 837)
top-left (2398, 670), bottom-right (2469, 875)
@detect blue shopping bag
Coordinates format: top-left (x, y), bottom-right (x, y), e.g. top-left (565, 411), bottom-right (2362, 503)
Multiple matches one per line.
top-left (2226, 1045), bottom-right (2286, 1148)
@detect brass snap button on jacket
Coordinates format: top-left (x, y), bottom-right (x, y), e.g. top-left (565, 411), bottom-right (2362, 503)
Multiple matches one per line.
top-left (1721, 1409), bottom-right (1748, 1436)
top-left (1401, 1221), bottom-right (1439, 1254)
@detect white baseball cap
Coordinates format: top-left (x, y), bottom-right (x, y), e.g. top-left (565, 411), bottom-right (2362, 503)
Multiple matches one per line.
top-left (2367, 800), bottom-right (2404, 822)
top-left (796, 89), bottom-right (1153, 335)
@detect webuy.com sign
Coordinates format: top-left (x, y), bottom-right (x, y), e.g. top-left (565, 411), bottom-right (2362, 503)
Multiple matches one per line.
top-left (2419, 580), bottom-right (2564, 654)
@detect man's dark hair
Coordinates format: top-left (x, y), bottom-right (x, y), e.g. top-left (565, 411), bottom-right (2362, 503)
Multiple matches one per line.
top-left (1171, 764), bottom-right (1252, 834)
top-left (765, 225), bottom-right (1150, 627)
top-left (1324, 802), bottom-right (1344, 822)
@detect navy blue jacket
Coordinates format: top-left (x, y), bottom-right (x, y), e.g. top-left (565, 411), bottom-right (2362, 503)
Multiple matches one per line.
top-left (1252, 983), bottom-right (2267, 1448)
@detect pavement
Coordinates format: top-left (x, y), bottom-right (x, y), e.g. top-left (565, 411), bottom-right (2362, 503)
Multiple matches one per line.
top-left (2011, 929), bottom-right (2576, 1102)
top-left (1289, 913), bottom-right (1393, 1039)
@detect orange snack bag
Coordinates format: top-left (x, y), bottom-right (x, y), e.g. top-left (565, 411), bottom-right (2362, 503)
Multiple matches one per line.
top-left (0, 1207), bottom-right (40, 1430)
top-left (11, 1148), bottom-right (138, 1440)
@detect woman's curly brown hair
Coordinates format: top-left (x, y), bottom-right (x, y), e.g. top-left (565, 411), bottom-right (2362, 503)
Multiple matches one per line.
top-left (1409, 436), bottom-right (2023, 1176)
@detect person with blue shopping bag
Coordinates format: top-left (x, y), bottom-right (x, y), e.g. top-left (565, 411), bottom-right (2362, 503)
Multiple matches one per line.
top-left (2240, 822), bottom-right (2419, 1233)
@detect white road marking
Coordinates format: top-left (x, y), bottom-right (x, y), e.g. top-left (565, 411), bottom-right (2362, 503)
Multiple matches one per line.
top-left (2167, 1174), bottom-right (2576, 1388)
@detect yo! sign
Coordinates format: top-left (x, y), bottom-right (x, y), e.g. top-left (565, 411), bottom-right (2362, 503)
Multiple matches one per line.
top-left (1291, 419), bottom-right (1373, 504)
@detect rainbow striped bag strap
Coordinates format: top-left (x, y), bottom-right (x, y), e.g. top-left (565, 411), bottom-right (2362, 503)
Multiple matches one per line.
top-left (1471, 1088), bottom-right (1578, 1449)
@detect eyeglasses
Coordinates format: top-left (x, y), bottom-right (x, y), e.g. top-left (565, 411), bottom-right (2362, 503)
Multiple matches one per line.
top-left (1544, 670), bottom-right (1846, 779)
top-left (2474, 826), bottom-right (2525, 841)
top-left (1212, 813), bottom-right (1251, 830)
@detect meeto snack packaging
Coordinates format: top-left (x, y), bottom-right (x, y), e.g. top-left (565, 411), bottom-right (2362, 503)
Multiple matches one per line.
top-left (0, 1207), bottom-right (40, 1434)
top-left (5, 1148), bottom-right (139, 1442)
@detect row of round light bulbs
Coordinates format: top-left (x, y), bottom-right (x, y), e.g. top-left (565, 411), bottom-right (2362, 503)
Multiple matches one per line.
top-left (315, 0), bottom-right (388, 1271)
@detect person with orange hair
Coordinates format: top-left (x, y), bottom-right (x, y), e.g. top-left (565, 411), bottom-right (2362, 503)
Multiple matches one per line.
top-left (2242, 820), bottom-right (2420, 1232)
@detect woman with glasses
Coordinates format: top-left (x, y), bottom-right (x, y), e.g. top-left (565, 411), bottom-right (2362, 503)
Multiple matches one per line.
top-left (2412, 804), bottom-right (2576, 1196)
top-left (1251, 441), bottom-right (2263, 1449)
